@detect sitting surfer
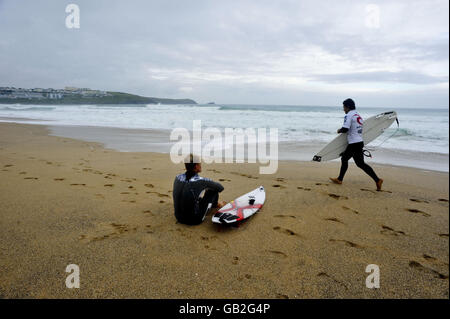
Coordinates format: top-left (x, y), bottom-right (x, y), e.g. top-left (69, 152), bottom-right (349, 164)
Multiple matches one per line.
top-left (172, 154), bottom-right (226, 225)
top-left (329, 98), bottom-right (384, 191)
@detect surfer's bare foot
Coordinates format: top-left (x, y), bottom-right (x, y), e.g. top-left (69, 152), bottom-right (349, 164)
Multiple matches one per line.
top-left (217, 201), bottom-right (227, 209)
top-left (376, 178), bottom-right (383, 191)
top-left (329, 177), bottom-right (342, 185)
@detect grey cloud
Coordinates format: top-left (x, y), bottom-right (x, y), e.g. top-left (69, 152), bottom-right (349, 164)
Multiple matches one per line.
top-left (311, 71), bottom-right (449, 84)
top-left (0, 0), bottom-right (448, 107)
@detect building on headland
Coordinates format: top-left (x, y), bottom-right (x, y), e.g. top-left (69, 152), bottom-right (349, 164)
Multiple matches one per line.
top-left (0, 87), bottom-right (109, 99)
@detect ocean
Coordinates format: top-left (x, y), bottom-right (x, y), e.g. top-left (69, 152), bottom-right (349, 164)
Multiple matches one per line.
top-left (0, 103), bottom-right (448, 171)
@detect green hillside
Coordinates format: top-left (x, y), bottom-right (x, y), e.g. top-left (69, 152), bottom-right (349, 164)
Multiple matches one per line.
top-left (0, 91), bottom-right (197, 105)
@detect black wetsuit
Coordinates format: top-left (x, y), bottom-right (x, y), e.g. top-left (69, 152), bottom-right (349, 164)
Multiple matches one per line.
top-left (337, 110), bottom-right (380, 182)
top-left (338, 140), bottom-right (380, 182)
top-left (172, 173), bottom-right (224, 225)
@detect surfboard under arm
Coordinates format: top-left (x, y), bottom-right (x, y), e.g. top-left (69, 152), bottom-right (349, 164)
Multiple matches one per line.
top-left (312, 111), bottom-right (398, 162)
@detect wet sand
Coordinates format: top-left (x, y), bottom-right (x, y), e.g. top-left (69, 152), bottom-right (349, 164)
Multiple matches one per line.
top-left (0, 122), bottom-right (448, 298)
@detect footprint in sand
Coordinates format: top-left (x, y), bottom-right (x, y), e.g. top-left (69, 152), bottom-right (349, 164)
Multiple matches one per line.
top-left (329, 238), bottom-right (363, 249)
top-left (142, 168), bottom-right (152, 170)
top-left (297, 186), bottom-right (311, 191)
top-left (423, 254), bottom-right (437, 261)
top-left (54, 178), bottom-right (65, 181)
top-left (275, 294), bottom-right (289, 299)
top-left (272, 184), bottom-right (286, 189)
top-left (410, 198), bottom-right (429, 203)
top-left (24, 177), bottom-right (38, 180)
top-left (146, 191), bottom-right (169, 198)
top-left (361, 188), bottom-right (392, 194)
top-left (145, 224), bottom-right (153, 234)
top-left (19, 172), bottom-right (27, 175)
top-left (231, 172), bottom-right (258, 179)
top-left (316, 183), bottom-right (329, 186)
top-left (207, 169), bottom-right (222, 174)
top-left (70, 183), bottom-right (86, 186)
top-left (438, 198), bottom-right (449, 202)
top-left (143, 210), bottom-right (153, 215)
top-left (324, 217), bottom-right (344, 224)
top-left (274, 215), bottom-right (296, 219)
top-left (406, 208), bottom-right (430, 217)
top-left (144, 184), bottom-right (154, 188)
top-left (409, 261), bottom-right (448, 279)
top-left (380, 225), bottom-right (406, 236)
top-left (317, 272), bottom-right (348, 289)
top-left (273, 226), bottom-right (299, 237)
top-left (276, 178), bottom-right (286, 182)
top-left (342, 206), bottom-right (359, 215)
top-left (109, 223), bottom-right (134, 233)
top-left (88, 223), bottom-right (138, 242)
top-left (328, 193), bottom-right (348, 200)
top-left (104, 184), bottom-right (114, 187)
top-left (438, 233), bottom-right (449, 238)
top-left (219, 178), bottom-right (231, 182)
top-left (266, 250), bottom-right (288, 258)
top-left (4, 164), bottom-right (13, 168)
top-left (232, 256), bottom-right (239, 265)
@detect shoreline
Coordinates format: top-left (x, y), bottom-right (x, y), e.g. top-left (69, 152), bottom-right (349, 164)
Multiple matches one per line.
top-left (0, 121), bottom-right (448, 298)
top-left (1, 117), bottom-right (447, 172)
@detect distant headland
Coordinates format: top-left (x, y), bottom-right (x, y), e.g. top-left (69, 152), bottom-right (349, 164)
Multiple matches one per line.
top-left (0, 87), bottom-right (197, 105)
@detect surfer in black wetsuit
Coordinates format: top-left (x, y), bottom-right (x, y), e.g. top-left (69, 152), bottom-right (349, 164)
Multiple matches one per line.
top-left (173, 154), bottom-right (226, 225)
top-left (329, 99), bottom-right (384, 191)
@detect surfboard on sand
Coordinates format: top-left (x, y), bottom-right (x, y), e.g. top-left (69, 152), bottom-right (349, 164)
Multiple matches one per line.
top-left (212, 186), bottom-right (265, 224)
top-left (312, 111), bottom-right (398, 162)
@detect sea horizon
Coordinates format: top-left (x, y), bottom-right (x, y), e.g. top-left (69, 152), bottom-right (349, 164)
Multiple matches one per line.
top-left (0, 102), bottom-right (448, 172)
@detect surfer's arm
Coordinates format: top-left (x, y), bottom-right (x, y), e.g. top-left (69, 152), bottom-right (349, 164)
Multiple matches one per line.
top-left (339, 114), bottom-right (351, 133)
top-left (202, 178), bottom-right (224, 192)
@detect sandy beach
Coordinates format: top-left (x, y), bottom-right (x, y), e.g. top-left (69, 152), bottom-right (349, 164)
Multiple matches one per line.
top-left (0, 122), bottom-right (448, 298)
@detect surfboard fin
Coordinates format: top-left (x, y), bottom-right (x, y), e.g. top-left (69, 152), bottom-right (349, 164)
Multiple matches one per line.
top-left (201, 203), bottom-right (213, 221)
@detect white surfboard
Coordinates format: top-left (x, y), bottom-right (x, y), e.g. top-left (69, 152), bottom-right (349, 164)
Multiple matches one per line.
top-left (312, 111), bottom-right (398, 162)
top-left (212, 186), bottom-right (265, 224)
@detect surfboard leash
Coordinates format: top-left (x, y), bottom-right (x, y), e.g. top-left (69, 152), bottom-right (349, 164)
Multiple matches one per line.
top-left (364, 117), bottom-right (400, 156)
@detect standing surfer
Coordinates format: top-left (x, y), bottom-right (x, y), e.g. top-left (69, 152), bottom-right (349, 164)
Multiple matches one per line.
top-left (329, 98), bottom-right (384, 191)
top-left (173, 154), bottom-right (226, 225)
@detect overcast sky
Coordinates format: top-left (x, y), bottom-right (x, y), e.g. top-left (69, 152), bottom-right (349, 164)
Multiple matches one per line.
top-left (0, 0), bottom-right (448, 107)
